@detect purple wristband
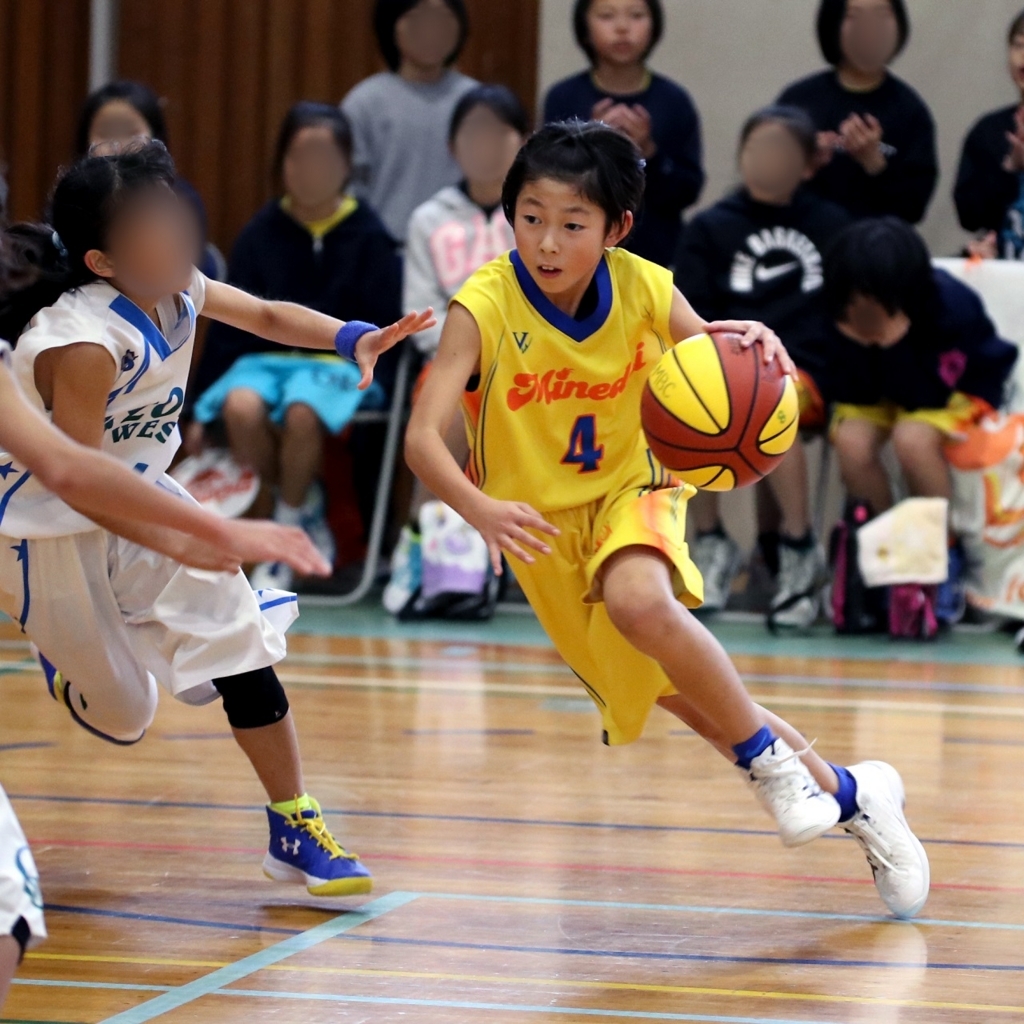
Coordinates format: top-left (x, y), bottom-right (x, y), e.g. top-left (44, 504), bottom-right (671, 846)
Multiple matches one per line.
top-left (335, 320), bottom-right (378, 361)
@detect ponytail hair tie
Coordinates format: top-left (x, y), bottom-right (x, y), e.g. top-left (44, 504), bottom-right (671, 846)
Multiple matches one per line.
top-left (51, 231), bottom-right (68, 259)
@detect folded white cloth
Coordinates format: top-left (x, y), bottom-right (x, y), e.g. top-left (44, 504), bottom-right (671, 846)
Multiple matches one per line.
top-left (857, 498), bottom-right (949, 587)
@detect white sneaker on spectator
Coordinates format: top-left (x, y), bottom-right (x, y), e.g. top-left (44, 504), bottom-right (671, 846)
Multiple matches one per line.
top-left (383, 525), bottom-right (422, 614)
top-left (298, 485), bottom-right (336, 568)
top-left (692, 531), bottom-right (741, 612)
top-left (742, 737), bottom-right (840, 847)
top-left (768, 537), bottom-right (825, 631)
top-left (844, 761), bottom-right (930, 919)
top-left (249, 559), bottom-right (294, 593)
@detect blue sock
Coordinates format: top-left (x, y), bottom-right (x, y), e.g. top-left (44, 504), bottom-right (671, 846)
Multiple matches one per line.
top-left (732, 726), bottom-right (776, 769)
top-left (830, 764), bottom-right (859, 822)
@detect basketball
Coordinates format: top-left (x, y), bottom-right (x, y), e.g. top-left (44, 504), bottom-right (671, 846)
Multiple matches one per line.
top-left (641, 331), bottom-right (799, 491)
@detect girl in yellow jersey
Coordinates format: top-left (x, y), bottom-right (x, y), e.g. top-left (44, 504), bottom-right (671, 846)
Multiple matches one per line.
top-left (405, 120), bottom-right (929, 919)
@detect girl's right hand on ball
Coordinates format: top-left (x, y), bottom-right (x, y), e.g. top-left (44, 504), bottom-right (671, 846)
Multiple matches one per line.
top-left (469, 496), bottom-right (559, 575)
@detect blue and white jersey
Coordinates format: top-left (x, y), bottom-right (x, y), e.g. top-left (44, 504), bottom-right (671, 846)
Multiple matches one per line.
top-left (0, 269), bottom-right (207, 538)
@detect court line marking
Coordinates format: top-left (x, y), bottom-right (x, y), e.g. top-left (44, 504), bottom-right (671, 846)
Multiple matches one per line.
top-left (15, 979), bottom-right (169, 992)
top-left (280, 650), bottom-right (1024, 697)
top-left (24, 954), bottom-right (1024, 1016)
top-left (28, 835), bottom-right (1024, 896)
top-left (416, 891), bottom-right (1024, 933)
top-left (95, 891), bottom-right (418, 1024)
top-left (276, 671), bottom-right (1024, 718)
top-left (337, 930), bottom-right (1024, 972)
top-left (45, 902), bottom-right (299, 935)
top-left (15, 792), bottom-right (1024, 851)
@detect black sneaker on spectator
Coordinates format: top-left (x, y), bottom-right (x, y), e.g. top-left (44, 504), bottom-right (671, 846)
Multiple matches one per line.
top-left (692, 531), bottom-right (742, 613)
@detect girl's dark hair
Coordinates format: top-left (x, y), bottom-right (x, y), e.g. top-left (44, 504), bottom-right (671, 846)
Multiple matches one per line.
top-left (502, 120), bottom-right (646, 229)
top-left (816, 0), bottom-right (909, 67)
top-left (273, 102), bottom-right (353, 182)
top-left (823, 217), bottom-right (935, 325)
top-left (374, 0), bottom-right (469, 72)
top-left (740, 104), bottom-right (818, 163)
top-left (75, 80), bottom-right (167, 157)
top-left (1009, 8), bottom-right (1024, 43)
top-left (573, 0), bottom-right (664, 63)
top-left (0, 141), bottom-right (176, 341)
top-left (449, 84), bottom-right (529, 144)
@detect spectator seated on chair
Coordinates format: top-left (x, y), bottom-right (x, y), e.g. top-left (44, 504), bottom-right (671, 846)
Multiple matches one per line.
top-left (385, 84), bottom-right (528, 616)
top-left (821, 217), bottom-right (1018, 626)
top-left (673, 105), bottom-right (850, 630)
top-left (188, 102), bottom-right (401, 592)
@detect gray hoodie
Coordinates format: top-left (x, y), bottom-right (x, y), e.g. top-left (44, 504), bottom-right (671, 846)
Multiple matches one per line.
top-left (404, 186), bottom-right (515, 356)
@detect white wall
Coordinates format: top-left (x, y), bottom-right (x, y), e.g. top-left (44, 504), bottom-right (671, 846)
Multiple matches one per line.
top-left (538, 0), bottom-right (1024, 256)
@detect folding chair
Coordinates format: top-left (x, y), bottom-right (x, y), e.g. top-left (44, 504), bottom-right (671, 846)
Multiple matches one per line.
top-left (330, 342), bottom-right (415, 605)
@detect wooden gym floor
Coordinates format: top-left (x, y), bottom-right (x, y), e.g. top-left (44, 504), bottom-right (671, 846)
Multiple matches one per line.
top-left (2, 603), bottom-right (1024, 1022)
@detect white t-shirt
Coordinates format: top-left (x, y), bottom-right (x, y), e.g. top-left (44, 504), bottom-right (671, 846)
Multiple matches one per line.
top-left (0, 269), bottom-right (207, 538)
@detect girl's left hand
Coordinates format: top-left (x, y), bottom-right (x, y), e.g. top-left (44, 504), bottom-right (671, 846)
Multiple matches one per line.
top-left (354, 309), bottom-right (436, 390)
top-left (705, 320), bottom-right (797, 379)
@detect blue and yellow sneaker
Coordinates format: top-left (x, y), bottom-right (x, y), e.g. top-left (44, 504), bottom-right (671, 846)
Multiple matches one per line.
top-left (263, 796), bottom-right (372, 897)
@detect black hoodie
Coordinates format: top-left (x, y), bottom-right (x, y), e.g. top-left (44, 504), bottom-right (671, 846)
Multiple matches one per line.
top-left (674, 188), bottom-right (851, 376)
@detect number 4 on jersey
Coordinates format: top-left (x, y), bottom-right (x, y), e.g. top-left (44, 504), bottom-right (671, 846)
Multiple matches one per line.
top-left (562, 415), bottom-right (604, 474)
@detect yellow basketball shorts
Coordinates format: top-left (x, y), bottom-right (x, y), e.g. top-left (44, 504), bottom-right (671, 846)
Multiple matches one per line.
top-left (511, 474), bottom-right (702, 747)
top-left (831, 392), bottom-right (975, 439)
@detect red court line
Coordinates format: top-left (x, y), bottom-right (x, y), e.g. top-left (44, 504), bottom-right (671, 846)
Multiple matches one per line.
top-left (27, 835), bottom-right (1022, 896)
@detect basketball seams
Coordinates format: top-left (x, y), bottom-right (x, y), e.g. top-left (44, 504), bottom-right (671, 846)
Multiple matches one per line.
top-left (671, 344), bottom-right (729, 436)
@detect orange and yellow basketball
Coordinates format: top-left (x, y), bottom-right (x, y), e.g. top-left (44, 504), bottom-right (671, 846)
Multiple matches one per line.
top-left (641, 331), bottom-right (799, 491)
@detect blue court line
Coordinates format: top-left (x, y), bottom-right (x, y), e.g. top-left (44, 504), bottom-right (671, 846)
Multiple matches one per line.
top-left (12, 792), bottom-right (1024, 851)
top-left (46, 903), bottom-right (300, 936)
top-left (419, 891), bottom-right (1024, 933)
top-left (158, 732), bottom-right (234, 742)
top-left (218, 989), bottom-right (832, 1023)
top-left (15, 979), bottom-right (168, 993)
top-left (338, 931), bottom-right (1022, 973)
top-left (945, 737), bottom-right (1024, 747)
top-left (97, 891), bottom-right (418, 1024)
top-left (2, 980), bottom-right (851, 1024)
top-left (0, 741), bottom-right (53, 752)
top-left (403, 728), bottom-right (535, 736)
top-left (43, 891), bottom-right (1024, 941)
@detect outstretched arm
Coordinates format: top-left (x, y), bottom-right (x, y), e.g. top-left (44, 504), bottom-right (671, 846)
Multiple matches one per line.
top-left (405, 302), bottom-right (558, 574)
top-left (3, 355), bottom-right (327, 575)
top-left (201, 276), bottom-right (435, 390)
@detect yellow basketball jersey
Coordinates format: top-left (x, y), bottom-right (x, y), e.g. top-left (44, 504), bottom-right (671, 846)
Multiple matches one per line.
top-left (454, 248), bottom-right (675, 512)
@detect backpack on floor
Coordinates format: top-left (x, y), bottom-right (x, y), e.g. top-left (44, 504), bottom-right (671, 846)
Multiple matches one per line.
top-left (829, 500), bottom-right (888, 634)
top-left (398, 501), bottom-right (499, 622)
top-left (888, 584), bottom-right (939, 640)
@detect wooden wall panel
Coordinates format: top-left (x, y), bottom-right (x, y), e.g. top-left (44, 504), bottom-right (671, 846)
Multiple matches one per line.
top-left (0, 0), bottom-right (90, 222)
top-left (117, 0), bottom-right (540, 253)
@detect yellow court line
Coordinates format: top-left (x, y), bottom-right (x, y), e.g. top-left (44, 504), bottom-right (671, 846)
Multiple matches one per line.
top-left (276, 672), bottom-right (1024, 717)
top-left (25, 952), bottom-right (1024, 1016)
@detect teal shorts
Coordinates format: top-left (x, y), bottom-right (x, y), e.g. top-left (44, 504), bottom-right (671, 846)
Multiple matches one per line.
top-left (193, 354), bottom-right (384, 435)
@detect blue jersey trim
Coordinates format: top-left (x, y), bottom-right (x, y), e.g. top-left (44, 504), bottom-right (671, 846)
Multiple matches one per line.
top-left (509, 250), bottom-right (613, 344)
top-left (0, 470), bottom-right (32, 528)
top-left (110, 294), bottom-right (173, 359)
top-left (109, 291), bottom-right (195, 362)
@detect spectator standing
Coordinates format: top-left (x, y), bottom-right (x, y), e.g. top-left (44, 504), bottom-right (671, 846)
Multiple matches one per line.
top-left (675, 106), bottom-right (850, 629)
top-left (75, 80), bottom-right (220, 278)
top-left (543, 0), bottom-right (703, 267)
top-left (189, 103), bottom-right (402, 592)
top-left (954, 9), bottom-right (1024, 260)
top-left (778, 0), bottom-right (937, 225)
top-left (342, 0), bottom-right (477, 244)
